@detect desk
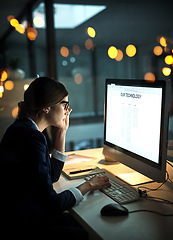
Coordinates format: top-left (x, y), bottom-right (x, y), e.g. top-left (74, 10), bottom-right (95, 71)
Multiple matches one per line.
top-left (53, 148), bottom-right (173, 240)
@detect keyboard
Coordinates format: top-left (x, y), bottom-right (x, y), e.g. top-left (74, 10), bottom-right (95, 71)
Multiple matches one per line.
top-left (85, 171), bottom-right (140, 204)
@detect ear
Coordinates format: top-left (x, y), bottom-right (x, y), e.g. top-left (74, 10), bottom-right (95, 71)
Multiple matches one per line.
top-left (43, 107), bottom-right (50, 114)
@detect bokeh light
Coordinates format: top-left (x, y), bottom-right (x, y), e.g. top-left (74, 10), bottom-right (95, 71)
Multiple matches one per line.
top-left (1, 70), bottom-right (8, 82)
top-left (108, 46), bottom-right (118, 59)
top-left (62, 60), bottom-right (68, 66)
top-left (60, 46), bottom-right (69, 57)
top-left (162, 67), bottom-right (171, 76)
top-left (87, 27), bottom-right (96, 38)
top-left (0, 85), bottom-right (4, 93)
top-left (15, 24), bottom-right (25, 34)
top-left (144, 72), bottom-right (155, 82)
top-left (85, 39), bottom-right (94, 50)
top-left (7, 15), bottom-right (14, 22)
top-left (24, 84), bottom-right (29, 91)
top-left (115, 49), bottom-right (123, 61)
top-left (126, 44), bottom-right (136, 57)
top-left (74, 73), bottom-right (83, 85)
top-left (12, 107), bottom-right (19, 119)
top-left (153, 46), bottom-right (163, 56)
top-left (164, 55), bottom-right (173, 65)
top-left (27, 27), bottom-right (38, 41)
top-left (10, 18), bottom-right (19, 27)
top-left (5, 80), bottom-right (14, 90)
top-left (33, 14), bottom-right (45, 28)
top-left (160, 37), bottom-right (167, 47)
top-left (73, 45), bottom-right (81, 55)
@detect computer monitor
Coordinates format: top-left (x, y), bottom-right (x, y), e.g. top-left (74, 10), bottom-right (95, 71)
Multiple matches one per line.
top-left (103, 79), bottom-right (171, 183)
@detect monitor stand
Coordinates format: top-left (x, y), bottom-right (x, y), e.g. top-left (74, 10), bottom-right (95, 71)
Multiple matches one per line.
top-left (116, 171), bottom-right (153, 186)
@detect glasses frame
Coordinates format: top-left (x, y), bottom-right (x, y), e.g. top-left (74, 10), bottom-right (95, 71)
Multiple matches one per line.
top-left (59, 100), bottom-right (69, 111)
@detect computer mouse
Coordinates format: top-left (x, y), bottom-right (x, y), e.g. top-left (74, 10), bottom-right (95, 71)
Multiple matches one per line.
top-left (100, 203), bottom-right (129, 216)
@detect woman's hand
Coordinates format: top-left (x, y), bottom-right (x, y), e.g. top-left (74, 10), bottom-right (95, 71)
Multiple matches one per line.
top-left (54, 108), bottom-right (72, 153)
top-left (62, 108), bottom-right (72, 132)
top-left (77, 175), bottom-right (111, 196)
top-left (87, 175), bottom-right (111, 191)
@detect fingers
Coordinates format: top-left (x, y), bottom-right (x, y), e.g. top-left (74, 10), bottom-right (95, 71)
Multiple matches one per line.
top-left (99, 175), bottom-right (111, 188)
top-left (88, 175), bottom-right (111, 191)
top-left (65, 108), bottom-right (72, 116)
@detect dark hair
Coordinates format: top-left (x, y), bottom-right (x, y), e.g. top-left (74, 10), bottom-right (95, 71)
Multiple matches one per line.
top-left (18, 77), bottom-right (68, 118)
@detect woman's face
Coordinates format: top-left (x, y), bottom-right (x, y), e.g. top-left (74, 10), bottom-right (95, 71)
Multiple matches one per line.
top-left (47, 96), bottom-right (69, 128)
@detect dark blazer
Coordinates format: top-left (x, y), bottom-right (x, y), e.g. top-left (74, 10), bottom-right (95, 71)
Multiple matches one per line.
top-left (0, 118), bottom-right (75, 227)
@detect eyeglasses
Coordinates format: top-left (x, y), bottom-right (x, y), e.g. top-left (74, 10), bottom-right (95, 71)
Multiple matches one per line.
top-left (60, 100), bottom-right (69, 111)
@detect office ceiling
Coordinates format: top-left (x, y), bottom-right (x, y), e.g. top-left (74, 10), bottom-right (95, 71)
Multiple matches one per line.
top-left (0, 0), bottom-right (173, 48)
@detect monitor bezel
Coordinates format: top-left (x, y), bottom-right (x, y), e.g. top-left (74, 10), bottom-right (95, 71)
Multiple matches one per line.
top-left (103, 78), bottom-right (171, 183)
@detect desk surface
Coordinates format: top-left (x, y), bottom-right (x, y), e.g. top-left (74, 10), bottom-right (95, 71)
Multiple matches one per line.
top-left (53, 148), bottom-right (173, 240)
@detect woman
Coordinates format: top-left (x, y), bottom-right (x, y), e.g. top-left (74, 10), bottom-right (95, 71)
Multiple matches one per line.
top-left (0, 77), bottom-right (110, 238)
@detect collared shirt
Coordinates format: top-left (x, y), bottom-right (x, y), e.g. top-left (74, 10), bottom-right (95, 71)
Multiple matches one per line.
top-left (28, 118), bottom-right (84, 205)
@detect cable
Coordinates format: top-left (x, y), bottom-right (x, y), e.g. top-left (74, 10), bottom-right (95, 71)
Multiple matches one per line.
top-left (129, 162), bottom-right (173, 217)
top-left (137, 171), bottom-right (169, 194)
top-left (167, 160), bottom-right (173, 168)
top-left (167, 161), bottom-right (173, 183)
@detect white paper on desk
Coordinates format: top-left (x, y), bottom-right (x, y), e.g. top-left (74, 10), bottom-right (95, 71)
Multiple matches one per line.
top-left (65, 154), bottom-right (95, 165)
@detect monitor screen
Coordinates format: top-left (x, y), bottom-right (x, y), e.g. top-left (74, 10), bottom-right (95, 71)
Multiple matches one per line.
top-left (103, 79), bottom-right (171, 183)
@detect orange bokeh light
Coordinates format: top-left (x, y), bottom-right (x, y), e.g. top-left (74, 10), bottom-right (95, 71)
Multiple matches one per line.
top-left (1, 70), bottom-right (8, 82)
top-left (160, 37), bottom-right (167, 47)
top-left (12, 107), bottom-right (19, 119)
top-left (115, 49), bottom-right (123, 61)
top-left (126, 44), bottom-right (136, 57)
top-left (73, 45), bottom-right (81, 55)
top-left (15, 24), bottom-right (25, 34)
top-left (5, 80), bottom-right (14, 90)
top-left (144, 72), bottom-right (156, 82)
top-left (7, 15), bottom-right (15, 22)
top-left (74, 73), bottom-right (83, 85)
top-left (27, 27), bottom-right (38, 41)
top-left (60, 46), bottom-right (69, 57)
top-left (85, 39), bottom-right (94, 50)
top-left (153, 46), bottom-right (163, 56)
